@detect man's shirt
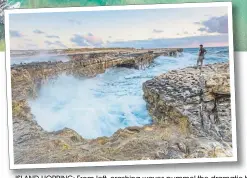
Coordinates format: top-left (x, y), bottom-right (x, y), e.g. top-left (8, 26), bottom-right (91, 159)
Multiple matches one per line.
top-left (199, 48), bottom-right (206, 56)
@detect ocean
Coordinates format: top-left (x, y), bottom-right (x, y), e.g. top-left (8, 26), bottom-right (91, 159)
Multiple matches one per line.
top-left (18, 47), bottom-right (229, 139)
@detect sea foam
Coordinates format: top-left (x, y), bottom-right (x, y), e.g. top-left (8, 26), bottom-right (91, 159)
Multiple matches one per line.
top-left (28, 49), bottom-right (228, 139)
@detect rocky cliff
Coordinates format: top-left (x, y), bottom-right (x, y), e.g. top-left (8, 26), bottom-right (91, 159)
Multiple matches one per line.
top-left (143, 63), bottom-right (231, 142)
top-left (143, 63), bottom-right (232, 157)
top-left (12, 62), bottom-right (232, 164)
top-left (11, 48), bottom-right (182, 101)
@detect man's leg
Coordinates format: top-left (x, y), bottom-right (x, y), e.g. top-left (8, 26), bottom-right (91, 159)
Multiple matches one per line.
top-left (197, 58), bottom-right (200, 68)
top-left (197, 56), bottom-right (203, 69)
top-left (200, 59), bottom-right (204, 69)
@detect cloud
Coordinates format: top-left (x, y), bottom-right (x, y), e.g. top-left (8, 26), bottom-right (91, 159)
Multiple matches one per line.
top-left (44, 40), bottom-right (67, 48)
top-left (107, 35), bottom-right (228, 48)
top-left (198, 15), bottom-right (228, 34)
top-left (10, 30), bottom-right (23, 38)
top-left (70, 33), bottom-right (103, 47)
top-left (194, 22), bottom-right (201, 25)
top-left (68, 19), bottom-right (81, 25)
top-left (198, 28), bottom-right (207, 32)
top-left (84, 33), bottom-right (103, 46)
top-left (153, 29), bottom-right (164, 33)
top-left (70, 34), bottom-right (89, 47)
top-left (25, 43), bottom-right (38, 49)
top-left (33, 29), bottom-right (45, 34)
top-left (44, 40), bottom-right (53, 46)
top-left (54, 41), bottom-right (67, 48)
top-left (46, 35), bottom-right (60, 39)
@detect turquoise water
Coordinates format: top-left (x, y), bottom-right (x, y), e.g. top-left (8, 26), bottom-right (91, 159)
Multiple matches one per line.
top-left (28, 47), bottom-right (229, 139)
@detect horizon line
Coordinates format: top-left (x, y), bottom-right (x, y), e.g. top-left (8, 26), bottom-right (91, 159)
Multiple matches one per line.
top-left (10, 46), bottom-right (229, 51)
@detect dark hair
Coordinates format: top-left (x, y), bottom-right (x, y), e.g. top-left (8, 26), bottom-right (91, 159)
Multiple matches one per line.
top-left (200, 44), bottom-right (203, 46)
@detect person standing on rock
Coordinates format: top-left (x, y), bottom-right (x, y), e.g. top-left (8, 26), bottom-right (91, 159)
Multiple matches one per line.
top-left (197, 44), bottom-right (207, 69)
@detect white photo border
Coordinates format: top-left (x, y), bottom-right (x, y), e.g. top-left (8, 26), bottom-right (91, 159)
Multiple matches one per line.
top-left (4, 2), bottom-right (237, 169)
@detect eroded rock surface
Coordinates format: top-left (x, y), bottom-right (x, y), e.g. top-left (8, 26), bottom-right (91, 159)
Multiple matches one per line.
top-left (143, 62), bottom-right (232, 157)
top-left (11, 48), bottom-right (182, 101)
top-left (11, 60), bottom-right (232, 164)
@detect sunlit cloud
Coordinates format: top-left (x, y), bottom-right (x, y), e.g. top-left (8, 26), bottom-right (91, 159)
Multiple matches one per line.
top-left (197, 15), bottom-right (228, 34)
top-left (10, 30), bottom-right (23, 38)
top-left (153, 29), bottom-right (164, 33)
top-left (70, 33), bottom-right (103, 47)
top-left (8, 6), bottom-right (229, 50)
top-left (33, 29), bottom-right (45, 34)
top-left (68, 19), bottom-right (81, 25)
top-left (107, 35), bottom-right (228, 48)
top-left (46, 35), bottom-right (60, 39)
top-left (44, 40), bottom-right (67, 48)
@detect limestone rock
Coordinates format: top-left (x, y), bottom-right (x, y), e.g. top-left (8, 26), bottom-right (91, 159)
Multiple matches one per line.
top-left (11, 52), bottom-right (232, 164)
top-left (143, 62), bottom-right (232, 157)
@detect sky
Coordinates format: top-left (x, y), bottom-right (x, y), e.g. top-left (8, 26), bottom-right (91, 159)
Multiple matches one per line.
top-left (8, 6), bottom-right (229, 50)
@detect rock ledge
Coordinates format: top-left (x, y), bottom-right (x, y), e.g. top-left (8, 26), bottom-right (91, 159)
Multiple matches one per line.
top-left (12, 62), bottom-right (232, 164)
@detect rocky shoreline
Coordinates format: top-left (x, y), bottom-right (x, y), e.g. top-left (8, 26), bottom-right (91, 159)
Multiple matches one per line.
top-left (143, 62), bottom-right (232, 157)
top-left (11, 48), bottom-right (182, 101)
top-left (10, 48), bottom-right (232, 164)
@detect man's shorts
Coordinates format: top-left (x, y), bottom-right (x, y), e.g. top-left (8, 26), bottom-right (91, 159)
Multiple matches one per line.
top-left (197, 56), bottom-right (204, 62)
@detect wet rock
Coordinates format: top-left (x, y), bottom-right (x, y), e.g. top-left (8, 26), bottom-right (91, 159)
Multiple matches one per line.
top-left (143, 62), bottom-right (232, 157)
top-left (126, 126), bottom-right (142, 133)
top-left (11, 55), bottom-right (232, 164)
top-left (53, 128), bottom-right (84, 143)
top-left (11, 48), bottom-right (182, 101)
